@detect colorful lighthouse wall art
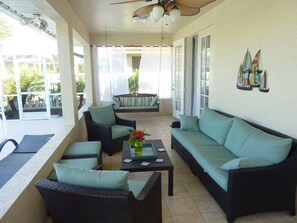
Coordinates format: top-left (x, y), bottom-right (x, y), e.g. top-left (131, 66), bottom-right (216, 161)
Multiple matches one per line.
top-left (236, 49), bottom-right (269, 92)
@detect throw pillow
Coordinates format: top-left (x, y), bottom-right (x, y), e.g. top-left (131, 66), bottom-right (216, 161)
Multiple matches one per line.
top-left (150, 96), bottom-right (159, 106)
top-left (112, 96), bottom-right (120, 107)
top-left (221, 157), bottom-right (273, 171)
top-left (54, 163), bottom-right (129, 190)
top-left (89, 104), bottom-right (116, 126)
top-left (179, 114), bottom-right (199, 131)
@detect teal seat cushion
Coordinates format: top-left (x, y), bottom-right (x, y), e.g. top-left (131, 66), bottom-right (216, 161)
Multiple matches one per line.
top-left (54, 163), bottom-right (129, 190)
top-left (221, 157), bottom-right (274, 171)
top-left (171, 128), bottom-right (218, 154)
top-left (63, 141), bottom-right (101, 156)
top-left (128, 180), bottom-right (146, 197)
top-left (48, 157), bottom-right (99, 180)
top-left (239, 130), bottom-right (292, 164)
top-left (150, 96), bottom-right (158, 106)
top-left (112, 125), bottom-right (134, 139)
top-left (224, 117), bottom-right (258, 156)
top-left (89, 104), bottom-right (116, 126)
top-left (190, 145), bottom-right (237, 191)
top-left (179, 115), bottom-right (199, 131)
top-left (199, 108), bottom-right (234, 145)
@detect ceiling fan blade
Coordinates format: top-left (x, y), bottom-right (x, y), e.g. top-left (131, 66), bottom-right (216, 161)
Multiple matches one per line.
top-left (133, 4), bottom-right (156, 18)
top-left (174, 0), bottom-right (216, 9)
top-left (110, 0), bottom-right (152, 5)
top-left (174, 3), bottom-right (200, 16)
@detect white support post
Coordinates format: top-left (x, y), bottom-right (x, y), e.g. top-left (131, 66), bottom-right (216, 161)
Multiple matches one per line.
top-left (83, 42), bottom-right (94, 105)
top-left (56, 23), bottom-right (78, 125)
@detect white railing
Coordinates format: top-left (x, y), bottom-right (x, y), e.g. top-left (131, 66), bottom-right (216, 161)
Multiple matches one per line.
top-left (1, 93), bottom-right (85, 113)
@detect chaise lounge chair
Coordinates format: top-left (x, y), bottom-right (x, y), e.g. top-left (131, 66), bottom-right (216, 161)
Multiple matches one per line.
top-left (0, 134), bottom-right (54, 188)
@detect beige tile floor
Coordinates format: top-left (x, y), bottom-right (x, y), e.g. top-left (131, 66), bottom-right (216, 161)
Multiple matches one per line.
top-left (103, 113), bottom-right (297, 223)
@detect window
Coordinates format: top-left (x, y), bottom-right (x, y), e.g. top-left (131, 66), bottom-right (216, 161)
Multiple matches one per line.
top-left (199, 35), bottom-right (210, 115)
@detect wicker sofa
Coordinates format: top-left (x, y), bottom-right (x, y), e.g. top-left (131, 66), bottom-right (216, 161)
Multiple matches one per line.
top-left (112, 93), bottom-right (159, 112)
top-left (171, 108), bottom-right (297, 223)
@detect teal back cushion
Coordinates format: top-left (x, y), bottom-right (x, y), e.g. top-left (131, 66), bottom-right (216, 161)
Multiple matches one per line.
top-left (54, 163), bottom-right (129, 190)
top-left (199, 108), bottom-right (234, 145)
top-left (89, 104), bottom-right (115, 125)
top-left (179, 114), bottom-right (199, 131)
top-left (224, 117), bottom-right (258, 156)
top-left (239, 131), bottom-right (292, 164)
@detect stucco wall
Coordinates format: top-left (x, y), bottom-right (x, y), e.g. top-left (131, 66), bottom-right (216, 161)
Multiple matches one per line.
top-left (174, 0), bottom-right (297, 138)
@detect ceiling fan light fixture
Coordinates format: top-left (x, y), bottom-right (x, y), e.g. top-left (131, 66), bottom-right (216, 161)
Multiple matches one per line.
top-left (170, 7), bottom-right (180, 22)
top-left (150, 11), bottom-right (159, 22)
top-left (152, 4), bottom-right (164, 21)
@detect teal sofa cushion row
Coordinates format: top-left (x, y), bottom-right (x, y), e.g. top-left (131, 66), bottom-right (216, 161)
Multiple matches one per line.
top-left (224, 117), bottom-right (257, 156)
top-left (54, 163), bottom-right (129, 190)
top-left (117, 105), bottom-right (158, 110)
top-left (89, 104), bottom-right (115, 126)
top-left (190, 145), bottom-right (237, 191)
top-left (179, 115), bottom-right (199, 132)
top-left (239, 130), bottom-right (292, 164)
top-left (221, 157), bottom-right (274, 171)
top-left (112, 125), bottom-right (135, 139)
top-left (199, 108), bottom-right (234, 145)
top-left (171, 128), bottom-right (218, 154)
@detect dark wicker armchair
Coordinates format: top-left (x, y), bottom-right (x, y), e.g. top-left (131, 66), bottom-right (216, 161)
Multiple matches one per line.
top-left (35, 172), bottom-right (162, 223)
top-left (83, 110), bottom-right (136, 156)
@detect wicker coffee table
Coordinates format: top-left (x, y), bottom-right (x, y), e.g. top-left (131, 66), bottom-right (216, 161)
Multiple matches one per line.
top-left (121, 139), bottom-right (174, 196)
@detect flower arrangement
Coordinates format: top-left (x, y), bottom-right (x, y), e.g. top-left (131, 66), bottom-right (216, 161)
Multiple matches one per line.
top-left (128, 129), bottom-right (150, 146)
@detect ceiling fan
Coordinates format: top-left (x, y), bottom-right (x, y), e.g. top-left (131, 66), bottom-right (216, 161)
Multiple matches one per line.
top-left (110, 0), bottom-right (216, 23)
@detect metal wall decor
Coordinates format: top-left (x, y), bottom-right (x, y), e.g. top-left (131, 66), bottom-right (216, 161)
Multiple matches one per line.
top-left (236, 49), bottom-right (269, 93)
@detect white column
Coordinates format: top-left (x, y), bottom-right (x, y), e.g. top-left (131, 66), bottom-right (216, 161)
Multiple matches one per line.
top-left (83, 43), bottom-right (94, 105)
top-left (56, 23), bottom-right (78, 125)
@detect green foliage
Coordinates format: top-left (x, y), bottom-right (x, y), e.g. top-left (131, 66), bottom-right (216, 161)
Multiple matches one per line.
top-left (76, 76), bottom-right (85, 93)
top-left (2, 69), bottom-right (44, 110)
top-left (50, 83), bottom-right (61, 93)
top-left (78, 63), bottom-right (85, 73)
top-left (0, 18), bottom-right (13, 40)
top-left (128, 69), bottom-right (139, 94)
top-left (19, 69), bottom-right (44, 92)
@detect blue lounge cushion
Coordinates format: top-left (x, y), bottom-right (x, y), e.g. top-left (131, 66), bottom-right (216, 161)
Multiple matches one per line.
top-left (199, 108), bottom-right (234, 145)
top-left (179, 114), bottom-right (199, 131)
top-left (13, 134), bottom-right (54, 153)
top-left (150, 96), bottom-right (158, 106)
top-left (89, 104), bottom-right (116, 126)
top-left (224, 117), bottom-right (258, 156)
top-left (221, 157), bottom-right (274, 171)
top-left (239, 130), bottom-right (292, 164)
top-left (54, 163), bottom-right (129, 190)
